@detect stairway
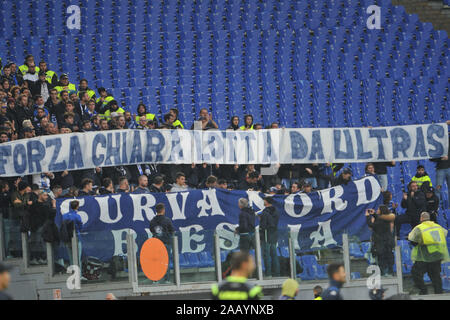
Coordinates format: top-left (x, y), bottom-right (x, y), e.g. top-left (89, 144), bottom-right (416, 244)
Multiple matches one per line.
top-left (392, 0), bottom-right (450, 35)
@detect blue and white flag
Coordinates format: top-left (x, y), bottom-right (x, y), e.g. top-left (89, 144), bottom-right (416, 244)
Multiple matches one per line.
top-left (56, 176), bottom-right (383, 261)
top-left (0, 123), bottom-right (447, 177)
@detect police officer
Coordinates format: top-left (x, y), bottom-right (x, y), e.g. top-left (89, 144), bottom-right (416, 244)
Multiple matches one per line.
top-left (211, 251), bottom-right (263, 300)
top-left (322, 262), bottom-right (346, 300)
top-left (408, 212), bottom-right (449, 295)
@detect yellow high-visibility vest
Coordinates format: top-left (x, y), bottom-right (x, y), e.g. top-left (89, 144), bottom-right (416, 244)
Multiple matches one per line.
top-left (240, 125), bottom-right (254, 130)
top-left (54, 83), bottom-right (77, 94)
top-left (135, 113), bottom-right (155, 123)
top-left (85, 89), bottom-right (96, 100)
top-left (411, 175), bottom-right (432, 187)
top-left (19, 64), bottom-right (40, 75)
top-left (410, 221), bottom-right (449, 262)
top-left (418, 222), bottom-right (446, 246)
top-left (44, 70), bottom-right (57, 84)
top-left (104, 107), bottom-right (125, 120)
top-left (96, 96), bottom-right (115, 108)
top-left (173, 119), bottom-right (184, 128)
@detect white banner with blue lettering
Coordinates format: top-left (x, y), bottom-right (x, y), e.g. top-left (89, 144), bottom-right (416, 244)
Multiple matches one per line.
top-left (0, 123), bottom-right (448, 177)
top-left (55, 176), bottom-right (382, 261)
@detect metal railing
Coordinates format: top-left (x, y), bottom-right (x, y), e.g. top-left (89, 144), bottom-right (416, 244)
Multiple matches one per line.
top-left (0, 218), bottom-right (407, 296)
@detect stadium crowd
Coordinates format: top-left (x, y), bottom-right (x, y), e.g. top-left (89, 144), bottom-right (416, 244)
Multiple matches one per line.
top-left (1, 55), bottom-right (449, 196)
top-left (0, 55), bottom-right (449, 296)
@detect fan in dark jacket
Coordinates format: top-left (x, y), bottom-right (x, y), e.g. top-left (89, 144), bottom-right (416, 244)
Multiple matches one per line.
top-left (423, 186), bottom-right (439, 223)
top-left (149, 203), bottom-right (175, 246)
top-left (259, 196), bottom-right (280, 277)
top-left (28, 191), bottom-right (55, 264)
top-left (98, 178), bottom-right (114, 195)
top-left (235, 198), bottom-right (256, 251)
top-left (396, 181), bottom-right (427, 237)
top-left (366, 206), bottom-right (396, 275)
top-left (149, 203), bottom-right (174, 282)
top-left (332, 168), bottom-right (352, 187)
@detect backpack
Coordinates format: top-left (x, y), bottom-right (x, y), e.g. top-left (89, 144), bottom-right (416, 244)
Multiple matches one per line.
top-left (59, 219), bottom-right (74, 243)
top-left (82, 256), bottom-right (104, 280)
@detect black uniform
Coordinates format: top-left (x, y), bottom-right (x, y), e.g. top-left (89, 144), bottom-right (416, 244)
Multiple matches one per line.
top-left (236, 207), bottom-right (256, 251)
top-left (321, 280), bottom-right (344, 300)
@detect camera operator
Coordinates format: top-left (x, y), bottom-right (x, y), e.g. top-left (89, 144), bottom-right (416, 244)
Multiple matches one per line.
top-left (366, 206), bottom-right (396, 276)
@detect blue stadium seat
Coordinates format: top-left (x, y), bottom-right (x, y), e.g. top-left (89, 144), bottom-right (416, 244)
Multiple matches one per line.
top-left (297, 255), bottom-right (327, 280)
top-left (198, 251), bottom-right (215, 268)
top-left (349, 243), bottom-right (365, 259)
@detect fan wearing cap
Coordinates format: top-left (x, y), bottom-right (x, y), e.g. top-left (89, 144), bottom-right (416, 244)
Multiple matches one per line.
top-left (22, 126), bottom-right (34, 139)
top-left (0, 263), bottom-right (13, 300)
top-left (54, 73), bottom-right (77, 95)
top-left (259, 196), bottom-right (280, 277)
top-left (301, 180), bottom-right (313, 193)
top-left (103, 100), bottom-right (125, 121)
top-left (332, 167), bottom-right (352, 187)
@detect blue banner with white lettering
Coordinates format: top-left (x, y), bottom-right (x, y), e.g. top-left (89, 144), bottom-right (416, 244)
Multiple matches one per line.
top-left (55, 176), bottom-right (383, 262)
top-left (0, 123), bottom-right (448, 177)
